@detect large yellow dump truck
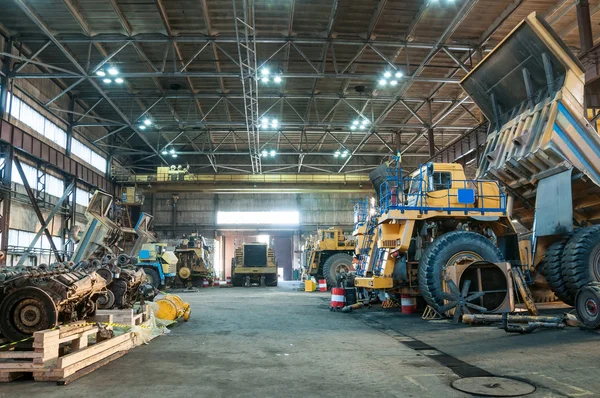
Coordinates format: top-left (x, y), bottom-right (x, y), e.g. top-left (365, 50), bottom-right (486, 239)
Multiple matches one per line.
top-left (231, 242), bottom-right (278, 287)
top-left (353, 159), bottom-right (517, 313)
top-left (461, 12), bottom-right (600, 315)
top-left (303, 227), bottom-right (355, 287)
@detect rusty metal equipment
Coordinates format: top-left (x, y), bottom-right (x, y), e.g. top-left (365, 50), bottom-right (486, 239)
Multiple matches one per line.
top-left (0, 266), bottom-right (108, 341)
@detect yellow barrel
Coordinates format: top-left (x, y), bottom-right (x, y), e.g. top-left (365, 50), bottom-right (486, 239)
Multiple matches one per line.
top-left (155, 294), bottom-right (190, 321)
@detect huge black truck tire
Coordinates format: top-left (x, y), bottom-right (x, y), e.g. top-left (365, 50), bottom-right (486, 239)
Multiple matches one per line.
top-left (322, 253), bottom-right (353, 288)
top-left (541, 237), bottom-right (574, 305)
top-left (562, 226), bottom-right (600, 296)
top-left (142, 267), bottom-right (161, 289)
top-left (418, 231), bottom-right (504, 310)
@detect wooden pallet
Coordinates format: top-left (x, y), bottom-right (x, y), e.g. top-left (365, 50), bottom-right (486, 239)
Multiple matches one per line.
top-left (0, 305), bottom-right (153, 385)
top-left (94, 304), bottom-right (151, 328)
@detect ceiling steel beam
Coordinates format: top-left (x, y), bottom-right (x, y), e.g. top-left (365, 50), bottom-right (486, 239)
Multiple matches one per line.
top-left (13, 0), bottom-right (168, 165)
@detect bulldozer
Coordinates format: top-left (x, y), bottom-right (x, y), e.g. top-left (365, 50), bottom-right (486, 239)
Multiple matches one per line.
top-left (354, 13), bottom-right (600, 321)
top-left (231, 242), bottom-right (278, 287)
top-left (302, 227), bottom-right (355, 287)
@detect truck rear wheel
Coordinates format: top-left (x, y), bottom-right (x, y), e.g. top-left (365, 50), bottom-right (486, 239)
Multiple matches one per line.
top-left (418, 231), bottom-right (504, 310)
top-left (541, 237), bottom-right (574, 305)
top-left (576, 282), bottom-right (600, 328)
top-left (322, 253), bottom-right (353, 288)
top-left (562, 226), bottom-right (600, 295)
top-left (142, 267), bottom-right (161, 289)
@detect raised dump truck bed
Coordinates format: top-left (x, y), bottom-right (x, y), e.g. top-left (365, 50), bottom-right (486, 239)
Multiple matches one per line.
top-left (461, 13), bottom-right (600, 233)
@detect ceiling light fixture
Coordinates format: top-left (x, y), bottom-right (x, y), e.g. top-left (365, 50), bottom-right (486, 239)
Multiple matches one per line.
top-left (261, 150), bottom-right (268, 157)
top-left (103, 78), bottom-right (112, 84)
top-left (395, 71), bottom-right (403, 78)
top-left (390, 80), bottom-right (398, 86)
top-left (379, 79), bottom-right (387, 86)
top-left (359, 124), bottom-right (366, 130)
top-left (270, 150), bottom-right (276, 157)
top-left (334, 151), bottom-right (341, 157)
top-left (172, 153), bottom-right (178, 158)
top-left (96, 70), bottom-right (106, 77)
top-left (170, 148), bottom-right (175, 154)
top-left (260, 68), bottom-right (270, 76)
top-left (161, 149), bottom-right (168, 155)
top-left (261, 76), bottom-right (269, 83)
top-left (143, 119), bottom-right (152, 126)
top-left (384, 71), bottom-right (392, 78)
top-left (115, 77), bottom-right (124, 84)
top-left (107, 67), bottom-right (119, 76)
top-left (274, 75), bottom-right (282, 83)
top-left (361, 119), bottom-right (369, 125)
top-left (139, 125), bottom-right (146, 130)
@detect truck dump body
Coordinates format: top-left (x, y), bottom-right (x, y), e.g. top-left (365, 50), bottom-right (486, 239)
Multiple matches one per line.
top-left (244, 244), bottom-right (268, 267)
top-left (461, 13), bottom-right (600, 232)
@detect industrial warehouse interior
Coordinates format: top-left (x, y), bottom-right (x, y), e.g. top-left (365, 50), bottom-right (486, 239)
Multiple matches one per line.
top-left (3, 0), bottom-right (600, 396)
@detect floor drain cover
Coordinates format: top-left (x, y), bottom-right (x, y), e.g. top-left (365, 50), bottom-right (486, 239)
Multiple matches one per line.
top-left (452, 377), bottom-right (536, 397)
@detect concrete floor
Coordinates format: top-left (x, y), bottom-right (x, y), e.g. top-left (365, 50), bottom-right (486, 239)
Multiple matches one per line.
top-left (1, 282), bottom-right (597, 397)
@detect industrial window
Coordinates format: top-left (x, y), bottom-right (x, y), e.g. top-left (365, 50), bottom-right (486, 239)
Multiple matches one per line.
top-left (7, 93), bottom-right (67, 148)
top-left (430, 172), bottom-right (453, 191)
top-left (11, 162), bottom-right (64, 198)
top-left (8, 229), bottom-right (62, 250)
top-left (216, 211), bottom-right (300, 225)
top-left (74, 188), bottom-right (92, 207)
top-left (71, 138), bottom-right (107, 174)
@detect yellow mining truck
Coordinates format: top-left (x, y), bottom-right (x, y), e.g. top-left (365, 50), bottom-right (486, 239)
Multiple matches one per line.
top-left (231, 242), bottom-right (278, 287)
top-left (174, 233), bottom-right (214, 286)
top-left (303, 227), bottom-right (355, 287)
top-left (461, 12), bottom-right (600, 320)
top-left (354, 13), bottom-right (600, 320)
top-left (353, 159), bottom-right (517, 313)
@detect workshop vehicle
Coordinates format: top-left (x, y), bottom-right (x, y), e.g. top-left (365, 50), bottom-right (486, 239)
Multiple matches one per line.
top-left (462, 12), bottom-right (600, 306)
top-left (231, 242), bottom-right (278, 287)
top-left (302, 227), bottom-right (355, 287)
top-left (353, 159), bottom-right (518, 314)
top-left (138, 243), bottom-right (178, 289)
top-left (174, 234), bottom-right (214, 286)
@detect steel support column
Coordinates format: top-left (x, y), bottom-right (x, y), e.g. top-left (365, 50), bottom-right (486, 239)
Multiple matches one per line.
top-left (577, 0), bottom-right (594, 53)
top-left (0, 38), bottom-right (12, 118)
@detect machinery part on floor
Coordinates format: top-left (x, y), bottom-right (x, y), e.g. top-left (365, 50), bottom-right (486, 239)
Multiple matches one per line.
top-left (341, 302), bottom-right (364, 313)
top-left (418, 232), bottom-right (505, 311)
top-left (0, 268), bottom-right (107, 342)
top-left (421, 306), bottom-right (443, 320)
top-left (511, 267), bottom-right (538, 316)
top-left (231, 242), bottom-right (278, 287)
top-left (302, 227), bottom-right (355, 288)
top-left (155, 294), bottom-right (190, 321)
top-left (529, 286), bottom-right (558, 303)
top-left (462, 314), bottom-right (564, 325)
top-left (451, 376), bottom-right (536, 397)
top-left (541, 238), bottom-right (574, 305)
top-left (575, 282), bottom-right (600, 329)
top-left (437, 279), bottom-right (487, 324)
top-left (501, 313), bottom-right (565, 334)
top-left (97, 290), bottom-right (116, 309)
top-left (562, 226), bottom-right (600, 295)
top-left (322, 253), bottom-right (353, 288)
top-left (108, 268), bottom-right (146, 309)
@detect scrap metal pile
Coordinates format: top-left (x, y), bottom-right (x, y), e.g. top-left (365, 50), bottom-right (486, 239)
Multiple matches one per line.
top-left (0, 191), bottom-right (153, 342)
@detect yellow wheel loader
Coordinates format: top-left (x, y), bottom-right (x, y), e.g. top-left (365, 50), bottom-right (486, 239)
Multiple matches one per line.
top-left (302, 227), bottom-right (355, 287)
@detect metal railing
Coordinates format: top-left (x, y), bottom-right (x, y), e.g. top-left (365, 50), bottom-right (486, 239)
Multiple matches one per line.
top-left (379, 175), bottom-right (507, 215)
